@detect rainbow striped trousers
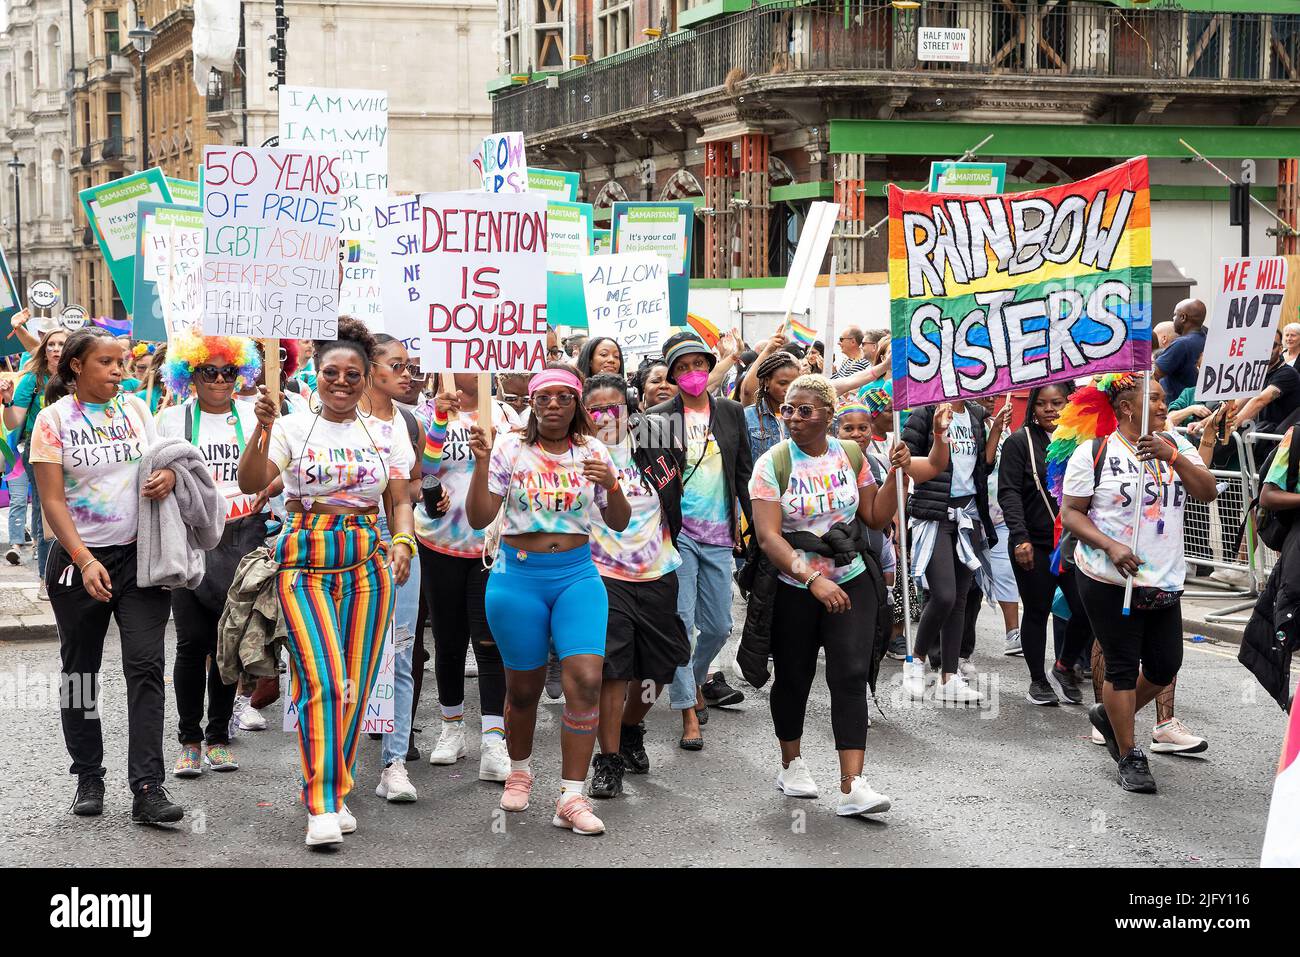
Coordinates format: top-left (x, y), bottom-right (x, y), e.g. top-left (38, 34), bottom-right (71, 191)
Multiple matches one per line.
top-left (274, 513), bottom-right (394, 815)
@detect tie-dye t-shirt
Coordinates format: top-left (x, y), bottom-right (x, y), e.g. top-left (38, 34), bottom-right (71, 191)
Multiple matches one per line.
top-left (1063, 431), bottom-right (1201, 591)
top-left (268, 411), bottom-right (414, 509)
top-left (680, 407), bottom-right (733, 547)
top-left (590, 436), bottom-right (681, 582)
top-left (1265, 427), bottom-right (1297, 490)
top-left (29, 394), bottom-right (156, 546)
top-left (487, 432), bottom-right (612, 537)
top-left (157, 399), bottom-right (261, 521)
top-left (750, 438), bottom-right (875, 588)
top-left (414, 400), bottom-right (521, 558)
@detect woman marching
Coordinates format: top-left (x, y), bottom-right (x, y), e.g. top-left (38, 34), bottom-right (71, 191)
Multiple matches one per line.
top-left (30, 327), bottom-right (184, 824)
top-left (581, 373), bottom-right (689, 799)
top-left (155, 333), bottom-right (268, 778)
top-left (749, 374), bottom-right (908, 815)
top-left (466, 364), bottom-right (631, 835)
top-left (997, 383), bottom-right (1092, 706)
top-left (359, 334), bottom-right (426, 803)
top-left (744, 350), bottom-right (801, 462)
top-left (238, 318), bottom-right (416, 846)
top-left (1052, 374), bottom-right (1217, 792)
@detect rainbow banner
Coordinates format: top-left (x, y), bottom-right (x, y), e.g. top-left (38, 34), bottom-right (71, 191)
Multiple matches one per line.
top-left (888, 156), bottom-right (1152, 409)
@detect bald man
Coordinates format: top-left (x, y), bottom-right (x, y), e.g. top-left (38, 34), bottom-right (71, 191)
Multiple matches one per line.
top-left (1153, 298), bottom-right (1207, 401)
top-left (1152, 320), bottom-right (1176, 352)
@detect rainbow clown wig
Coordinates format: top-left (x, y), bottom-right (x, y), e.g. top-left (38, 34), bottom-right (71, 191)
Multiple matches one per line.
top-left (160, 331), bottom-right (262, 396)
top-left (1044, 372), bottom-right (1140, 502)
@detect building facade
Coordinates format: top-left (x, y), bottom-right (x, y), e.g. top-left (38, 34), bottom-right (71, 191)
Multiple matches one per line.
top-left (207, 0), bottom-right (497, 194)
top-left (490, 0), bottom-right (1300, 327)
top-left (0, 0), bottom-right (85, 307)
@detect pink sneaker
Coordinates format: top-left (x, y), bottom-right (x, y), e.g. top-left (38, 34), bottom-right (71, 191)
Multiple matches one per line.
top-left (500, 770), bottom-right (534, 812)
top-left (552, 794), bottom-right (605, 835)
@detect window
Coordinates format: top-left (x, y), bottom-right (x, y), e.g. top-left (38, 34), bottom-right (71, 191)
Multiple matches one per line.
top-left (51, 150), bottom-right (66, 220)
top-left (2, 73), bottom-right (11, 124)
top-left (595, 0), bottom-right (633, 58)
top-left (22, 51), bottom-right (34, 105)
top-left (107, 91), bottom-right (122, 143)
top-left (47, 25), bottom-right (62, 89)
top-left (105, 10), bottom-right (120, 56)
top-left (81, 99), bottom-right (91, 148)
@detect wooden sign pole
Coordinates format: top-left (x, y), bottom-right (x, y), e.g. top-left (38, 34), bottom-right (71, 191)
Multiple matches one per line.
top-left (478, 372), bottom-right (494, 447)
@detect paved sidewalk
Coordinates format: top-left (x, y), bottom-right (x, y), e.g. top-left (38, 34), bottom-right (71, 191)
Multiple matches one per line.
top-left (0, 548), bottom-right (54, 641)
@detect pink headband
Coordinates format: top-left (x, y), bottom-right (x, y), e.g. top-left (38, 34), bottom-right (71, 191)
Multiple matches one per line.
top-left (528, 368), bottom-right (583, 396)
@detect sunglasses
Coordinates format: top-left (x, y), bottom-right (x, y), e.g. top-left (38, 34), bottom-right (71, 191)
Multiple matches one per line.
top-left (320, 367), bottom-right (364, 384)
top-left (195, 364), bottom-right (239, 383)
top-left (532, 392), bottom-right (576, 408)
top-left (587, 403), bottom-right (624, 418)
top-left (779, 402), bottom-right (828, 421)
top-left (384, 360), bottom-right (416, 375)
top-left (501, 393), bottom-right (528, 404)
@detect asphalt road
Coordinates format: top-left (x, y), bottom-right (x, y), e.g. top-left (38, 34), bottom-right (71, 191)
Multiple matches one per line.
top-left (0, 593), bottom-right (1282, 868)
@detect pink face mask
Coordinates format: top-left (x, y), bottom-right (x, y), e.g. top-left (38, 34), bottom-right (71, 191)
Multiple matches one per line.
top-left (677, 370), bottom-right (709, 396)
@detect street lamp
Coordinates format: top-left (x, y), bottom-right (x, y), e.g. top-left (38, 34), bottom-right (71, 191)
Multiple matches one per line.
top-left (128, 16), bottom-right (156, 169)
top-left (7, 154), bottom-right (23, 299)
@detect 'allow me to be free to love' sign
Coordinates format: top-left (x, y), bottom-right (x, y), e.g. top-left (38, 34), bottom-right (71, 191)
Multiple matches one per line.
top-left (200, 146), bottom-right (342, 340)
top-left (375, 191), bottom-right (549, 372)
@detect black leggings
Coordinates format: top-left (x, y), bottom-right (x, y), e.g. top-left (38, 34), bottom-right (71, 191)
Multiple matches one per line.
top-left (1076, 573), bottom-right (1183, 692)
top-left (769, 573), bottom-right (875, 751)
top-left (418, 546), bottom-right (505, 718)
top-left (914, 522), bottom-right (974, 674)
top-left (171, 588), bottom-right (236, 746)
top-left (1010, 545), bottom-right (1092, 682)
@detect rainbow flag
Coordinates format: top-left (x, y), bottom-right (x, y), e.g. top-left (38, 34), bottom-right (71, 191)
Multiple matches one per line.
top-left (0, 425), bottom-right (17, 473)
top-left (887, 157), bottom-right (1152, 409)
top-left (421, 406), bottom-right (450, 476)
top-left (686, 312), bottom-right (720, 350)
top-left (92, 315), bottom-right (133, 337)
top-left (789, 313), bottom-right (818, 347)
top-left (1261, 678), bottom-right (1300, 866)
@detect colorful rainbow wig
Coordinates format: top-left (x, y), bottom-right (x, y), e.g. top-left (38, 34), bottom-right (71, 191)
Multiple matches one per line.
top-left (161, 331), bottom-right (262, 396)
top-left (858, 385), bottom-right (892, 417)
top-left (1044, 372), bottom-right (1140, 501)
top-left (835, 399), bottom-right (873, 428)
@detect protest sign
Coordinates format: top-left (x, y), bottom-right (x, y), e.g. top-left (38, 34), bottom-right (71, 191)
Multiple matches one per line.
top-left (611, 201), bottom-right (693, 328)
top-left (592, 228), bottom-right (611, 255)
top-left (781, 200), bottom-right (840, 342)
top-left (1196, 256), bottom-right (1288, 401)
top-left (480, 132), bottom-right (527, 193)
top-left (28, 280), bottom-right (59, 311)
top-left (200, 146), bottom-right (342, 340)
top-left (546, 200), bottom-right (593, 327)
top-left (340, 239), bottom-right (384, 330)
top-left (528, 167), bottom-right (579, 202)
top-left (374, 191), bottom-right (548, 372)
top-left (0, 248), bottom-right (21, 358)
top-left (167, 176), bottom-right (201, 206)
top-left (133, 202), bottom-right (204, 343)
top-left (928, 161), bottom-right (1007, 196)
top-left (279, 85), bottom-right (388, 239)
top-left (888, 156), bottom-right (1152, 408)
top-left (581, 253), bottom-right (671, 360)
top-left (59, 305), bottom-right (87, 332)
top-left (80, 167), bottom-right (173, 319)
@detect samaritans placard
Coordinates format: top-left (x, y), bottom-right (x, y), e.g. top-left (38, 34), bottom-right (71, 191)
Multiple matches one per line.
top-left (528, 168), bottom-right (580, 202)
top-left (927, 161), bottom-right (1007, 196)
top-left (547, 201), bottom-right (593, 326)
top-left (610, 201), bottom-right (693, 328)
top-left (167, 176), bottom-right (202, 207)
top-left (80, 168), bottom-right (173, 316)
top-left (133, 201), bottom-right (204, 343)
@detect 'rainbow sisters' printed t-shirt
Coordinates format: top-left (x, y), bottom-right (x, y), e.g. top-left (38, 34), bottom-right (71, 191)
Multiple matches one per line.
top-left (680, 407), bottom-right (734, 547)
top-left (487, 432), bottom-right (612, 537)
top-left (268, 410), bottom-right (414, 509)
top-left (30, 393), bottom-right (156, 547)
top-left (749, 438), bottom-right (874, 588)
top-left (590, 436), bottom-right (681, 582)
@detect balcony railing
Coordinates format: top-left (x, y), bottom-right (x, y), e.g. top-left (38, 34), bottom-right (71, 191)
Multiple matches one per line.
top-left (493, 0), bottom-right (1300, 134)
top-left (206, 70), bottom-right (245, 116)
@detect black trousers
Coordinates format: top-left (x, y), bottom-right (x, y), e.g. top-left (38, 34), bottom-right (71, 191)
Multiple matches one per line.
top-left (1010, 545), bottom-right (1093, 682)
top-left (48, 541), bottom-right (171, 794)
top-left (171, 587), bottom-right (236, 746)
top-left (1076, 573), bottom-right (1183, 692)
top-left (769, 573), bottom-right (875, 751)
top-left (914, 522), bottom-right (975, 674)
top-left (418, 546), bottom-right (506, 718)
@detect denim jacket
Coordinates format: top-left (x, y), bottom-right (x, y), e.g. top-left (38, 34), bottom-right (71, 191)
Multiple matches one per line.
top-left (744, 401), bottom-right (786, 462)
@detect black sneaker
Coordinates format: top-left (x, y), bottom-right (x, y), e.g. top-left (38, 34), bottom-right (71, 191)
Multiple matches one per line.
top-left (406, 738), bottom-right (421, 763)
top-left (1088, 703), bottom-right (1122, 763)
top-left (131, 783), bottom-right (184, 825)
top-left (701, 672), bottom-right (744, 707)
top-left (1047, 664), bottom-right (1083, 705)
top-left (619, 722), bottom-right (649, 775)
top-left (886, 634), bottom-right (908, 661)
top-left (589, 752), bottom-right (625, 799)
top-left (70, 775), bottom-right (105, 816)
top-left (1117, 748), bottom-right (1157, 793)
top-left (1026, 679), bottom-right (1059, 706)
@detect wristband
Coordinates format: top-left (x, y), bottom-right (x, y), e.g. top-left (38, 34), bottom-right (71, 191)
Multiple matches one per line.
top-left (391, 533), bottom-right (417, 556)
top-left (80, 558), bottom-right (103, 573)
top-left (1168, 447), bottom-right (1180, 465)
top-left (803, 570), bottom-right (822, 588)
top-left (70, 546), bottom-right (90, 567)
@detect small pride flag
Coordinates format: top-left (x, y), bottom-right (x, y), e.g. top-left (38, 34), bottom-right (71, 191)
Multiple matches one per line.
top-left (789, 313), bottom-right (817, 347)
top-left (92, 315), bottom-right (132, 337)
top-left (421, 406), bottom-right (450, 476)
top-left (686, 313), bottom-right (720, 350)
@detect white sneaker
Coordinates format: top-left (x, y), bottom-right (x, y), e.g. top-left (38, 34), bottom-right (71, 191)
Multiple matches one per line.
top-left (1091, 726), bottom-right (1107, 746)
top-left (37, 581), bottom-right (48, 601)
top-left (338, 803), bottom-right (356, 834)
top-left (935, 673), bottom-right (984, 704)
top-left (233, 694), bottom-right (267, 732)
top-left (1211, 567), bottom-right (1252, 589)
top-left (836, 775), bottom-right (892, 816)
top-left (479, 734), bottom-right (510, 782)
top-left (775, 756), bottom-right (819, 798)
top-left (376, 760), bottom-right (418, 802)
top-left (306, 812), bottom-right (343, 846)
top-left (428, 719), bottom-right (467, 765)
top-left (902, 658), bottom-right (928, 700)
top-left (464, 655), bottom-right (479, 678)
top-left (1151, 717), bottom-right (1209, 755)
top-left (958, 657), bottom-right (977, 679)
top-left (1003, 629), bottom-right (1023, 656)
